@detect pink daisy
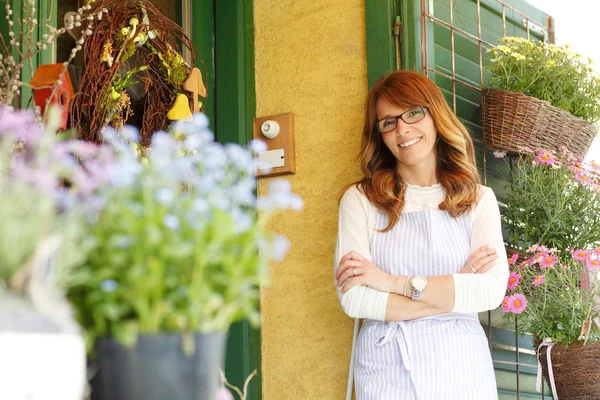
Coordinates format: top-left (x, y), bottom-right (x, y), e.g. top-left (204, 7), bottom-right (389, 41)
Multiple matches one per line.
top-left (573, 249), bottom-right (591, 261)
top-left (594, 184), bottom-right (600, 194)
top-left (493, 150), bottom-right (507, 158)
top-left (535, 150), bottom-right (557, 165)
top-left (533, 274), bottom-right (545, 287)
top-left (508, 253), bottom-right (519, 265)
top-left (526, 255), bottom-right (543, 266)
top-left (575, 173), bottom-right (590, 185)
top-left (517, 146), bottom-right (534, 154)
top-left (591, 160), bottom-right (600, 171)
top-left (587, 259), bottom-right (600, 269)
top-left (526, 244), bottom-right (540, 253)
top-left (507, 271), bottom-right (521, 290)
top-left (594, 247), bottom-right (600, 257)
top-left (502, 296), bottom-right (511, 312)
top-left (508, 294), bottom-right (528, 314)
top-left (570, 165), bottom-right (583, 175)
top-left (559, 146), bottom-right (576, 161)
top-left (539, 255), bottom-right (558, 268)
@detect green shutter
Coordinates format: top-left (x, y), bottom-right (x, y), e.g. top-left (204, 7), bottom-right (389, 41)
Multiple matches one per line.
top-left (366, 0), bottom-right (553, 398)
top-left (1, 0), bottom-right (55, 108)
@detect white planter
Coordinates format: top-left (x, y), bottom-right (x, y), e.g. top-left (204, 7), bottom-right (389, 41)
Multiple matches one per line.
top-left (0, 331), bottom-right (86, 400)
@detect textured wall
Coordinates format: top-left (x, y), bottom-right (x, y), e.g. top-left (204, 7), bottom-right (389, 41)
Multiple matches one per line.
top-left (254, 1), bottom-right (368, 398)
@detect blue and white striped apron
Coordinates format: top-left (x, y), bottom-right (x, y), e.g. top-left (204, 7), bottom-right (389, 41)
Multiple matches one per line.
top-left (354, 209), bottom-right (498, 399)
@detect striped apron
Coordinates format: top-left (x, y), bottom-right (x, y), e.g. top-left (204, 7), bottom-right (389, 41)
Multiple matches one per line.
top-left (353, 209), bottom-right (498, 399)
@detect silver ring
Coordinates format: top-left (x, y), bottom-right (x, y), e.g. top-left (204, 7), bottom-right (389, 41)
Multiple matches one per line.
top-left (470, 265), bottom-right (477, 274)
top-left (353, 268), bottom-right (357, 276)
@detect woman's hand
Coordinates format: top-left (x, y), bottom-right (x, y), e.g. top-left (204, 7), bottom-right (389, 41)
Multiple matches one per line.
top-left (460, 245), bottom-right (498, 274)
top-left (336, 251), bottom-right (398, 293)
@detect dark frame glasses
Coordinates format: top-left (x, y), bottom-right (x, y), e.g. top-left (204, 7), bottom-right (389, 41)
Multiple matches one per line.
top-left (376, 106), bottom-right (428, 133)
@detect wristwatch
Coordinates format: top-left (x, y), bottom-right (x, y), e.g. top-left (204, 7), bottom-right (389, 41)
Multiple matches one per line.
top-left (410, 275), bottom-right (428, 301)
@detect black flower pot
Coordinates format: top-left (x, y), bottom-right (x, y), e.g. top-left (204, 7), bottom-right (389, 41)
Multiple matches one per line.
top-left (90, 332), bottom-right (226, 400)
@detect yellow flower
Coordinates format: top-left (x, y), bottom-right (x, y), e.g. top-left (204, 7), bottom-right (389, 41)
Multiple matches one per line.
top-left (498, 45), bottom-right (511, 53)
top-left (121, 27), bottom-right (130, 36)
top-left (511, 52), bottom-right (525, 60)
top-left (546, 60), bottom-right (555, 67)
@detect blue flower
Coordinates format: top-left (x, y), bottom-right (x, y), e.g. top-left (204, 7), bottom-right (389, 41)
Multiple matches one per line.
top-left (249, 139), bottom-right (267, 154)
top-left (101, 279), bottom-right (119, 292)
top-left (225, 143), bottom-right (254, 174)
top-left (112, 235), bottom-right (132, 249)
top-left (163, 214), bottom-right (180, 230)
top-left (109, 159), bottom-right (141, 188)
top-left (155, 188), bottom-right (175, 204)
top-left (272, 235), bottom-right (290, 261)
top-left (231, 207), bottom-right (254, 234)
top-left (193, 198), bottom-right (210, 214)
top-left (119, 125), bottom-right (140, 142)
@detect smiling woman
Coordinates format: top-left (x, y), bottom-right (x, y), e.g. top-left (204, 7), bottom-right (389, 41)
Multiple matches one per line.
top-left (334, 70), bottom-right (509, 400)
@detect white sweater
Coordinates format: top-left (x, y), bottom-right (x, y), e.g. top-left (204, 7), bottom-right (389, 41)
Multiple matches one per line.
top-left (334, 183), bottom-right (509, 320)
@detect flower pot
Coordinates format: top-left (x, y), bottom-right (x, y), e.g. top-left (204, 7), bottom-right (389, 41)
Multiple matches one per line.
top-left (481, 88), bottom-right (597, 158)
top-left (90, 332), bottom-right (227, 400)
top-left (538, 340), bottom-right (600, 399)
top-left (0, 292), bottom-right (87, 400)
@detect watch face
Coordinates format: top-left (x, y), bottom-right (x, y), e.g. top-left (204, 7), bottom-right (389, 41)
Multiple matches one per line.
top-left (412, 276), bottom-right (427, 290)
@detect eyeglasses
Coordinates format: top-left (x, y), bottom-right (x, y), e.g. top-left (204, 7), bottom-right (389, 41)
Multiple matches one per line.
top-left (376, 106), bottom-right (428, 133)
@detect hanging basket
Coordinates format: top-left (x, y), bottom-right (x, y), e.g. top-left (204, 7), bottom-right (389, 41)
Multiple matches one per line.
top-left (481, 88), bottom-right (597, 158)
top-left (506, 247), bottom-right (528, 266)
top-left (538, 340), bottom-right (600, 399)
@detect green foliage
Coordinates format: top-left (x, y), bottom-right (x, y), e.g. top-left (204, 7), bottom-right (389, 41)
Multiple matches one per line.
top-left (501, 149), bottom-right (600, 252)
top-left (65, 122), bottom-right (300, 352)
top-left (147, 43), bottom-right (188, 91)
top-left (67, 187), bottom-right (266, 349)
top-left (486, 37), bottom-right (600, 124)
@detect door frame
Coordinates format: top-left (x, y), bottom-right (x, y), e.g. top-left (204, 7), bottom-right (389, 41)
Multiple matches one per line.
top-left (189, 1), bottom-right (261, 398)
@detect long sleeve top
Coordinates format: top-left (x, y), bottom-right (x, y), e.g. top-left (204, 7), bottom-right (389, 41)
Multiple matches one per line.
top-left (334, 183), bottom-right (509, 320)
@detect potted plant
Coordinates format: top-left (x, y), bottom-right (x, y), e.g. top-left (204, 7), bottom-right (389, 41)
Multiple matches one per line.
top-left (482, 37), bottom-right (600, 157)
top-left (498, 147), bottom-right (600, 398)
top-left (498, 146), bottom-right (600, 255)
top-left (503, 245), bottom-right (600, 399)
top-left (0, 106), bottom-right (105, 399)
top-left (66, 114), bottom-right (302, 400)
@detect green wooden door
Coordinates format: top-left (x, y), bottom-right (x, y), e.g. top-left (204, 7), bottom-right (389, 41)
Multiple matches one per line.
top-left (366, 0), bottom-right (553, 398)
top-left (186, 1), bottom-right (262, 397)
top-left (201, 2), bottom-right (262, 398)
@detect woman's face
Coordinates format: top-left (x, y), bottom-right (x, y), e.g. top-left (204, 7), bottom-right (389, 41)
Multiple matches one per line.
top-left (375, 99), bottom-right (438, 174)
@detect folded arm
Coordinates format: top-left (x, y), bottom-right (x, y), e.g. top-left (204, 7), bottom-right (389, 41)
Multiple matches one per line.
top-left (389, 187), bottom-right (510, 313)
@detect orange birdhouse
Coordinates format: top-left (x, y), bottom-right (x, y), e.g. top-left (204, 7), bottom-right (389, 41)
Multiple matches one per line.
top-left (30, 64), bottom-right (75, 130)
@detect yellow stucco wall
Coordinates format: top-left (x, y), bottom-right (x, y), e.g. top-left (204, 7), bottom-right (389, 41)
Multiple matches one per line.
top-left (254, 1), bottom-right (368, 398)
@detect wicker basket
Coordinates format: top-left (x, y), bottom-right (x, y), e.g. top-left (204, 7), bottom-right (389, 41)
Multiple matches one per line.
top-left (481, 88), bottom-right (597, 158)
top-left (537, 340), bottom-right (600, 399)
top-left (506, 248), bottom-right (528, 266)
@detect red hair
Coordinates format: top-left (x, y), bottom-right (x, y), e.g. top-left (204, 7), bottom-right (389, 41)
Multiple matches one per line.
top-left (346, 70), bottom-right (480, 231)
